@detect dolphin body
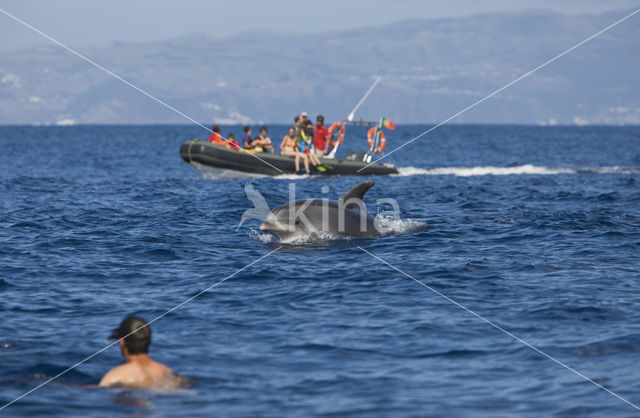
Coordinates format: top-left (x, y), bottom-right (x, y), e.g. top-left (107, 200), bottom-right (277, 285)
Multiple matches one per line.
top-left (260, 181), bottom-right (380, 242)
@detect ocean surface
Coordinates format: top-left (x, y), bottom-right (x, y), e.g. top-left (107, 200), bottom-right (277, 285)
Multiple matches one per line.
top-left (1, 124), bottom-right (639, 417)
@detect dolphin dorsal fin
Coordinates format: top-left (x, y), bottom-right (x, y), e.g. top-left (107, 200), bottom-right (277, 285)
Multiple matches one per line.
top-left (339, 181), bottom-right (375, 203)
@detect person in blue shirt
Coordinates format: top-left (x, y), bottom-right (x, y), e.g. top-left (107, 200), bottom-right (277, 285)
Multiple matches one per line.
top-left (242, 126), bottom-right (253, 149)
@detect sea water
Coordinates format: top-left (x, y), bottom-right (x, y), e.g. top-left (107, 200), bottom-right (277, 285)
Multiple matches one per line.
top-left (1, 124), bottom-right (639, 416)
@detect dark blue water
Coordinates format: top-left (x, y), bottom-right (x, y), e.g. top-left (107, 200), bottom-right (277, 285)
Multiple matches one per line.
top-left (1, 124), bottom-right (639, 417)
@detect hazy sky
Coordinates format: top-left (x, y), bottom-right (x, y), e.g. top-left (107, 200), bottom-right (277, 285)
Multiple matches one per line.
top-left (0, 0), bottom-right (636, 52)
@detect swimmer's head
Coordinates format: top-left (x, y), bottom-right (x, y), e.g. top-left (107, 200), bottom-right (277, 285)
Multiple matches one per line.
top-left (109, 316), bottom-right (151, 355)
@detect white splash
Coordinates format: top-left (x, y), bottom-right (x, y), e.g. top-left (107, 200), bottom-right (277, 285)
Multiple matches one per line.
top-left (375, 215), bottom-right (428, 236)
top-left (249, 229), bottom-right (274, 243)
top-left (255, 230), bottom-right (339, 244)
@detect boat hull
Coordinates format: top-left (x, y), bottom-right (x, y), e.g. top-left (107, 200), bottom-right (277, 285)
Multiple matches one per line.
top-left (180, 139), bottom-right (399, 177)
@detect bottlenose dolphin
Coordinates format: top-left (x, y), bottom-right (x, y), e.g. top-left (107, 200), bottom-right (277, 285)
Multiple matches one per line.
top-left (260, 181), bottom-right (380, 242)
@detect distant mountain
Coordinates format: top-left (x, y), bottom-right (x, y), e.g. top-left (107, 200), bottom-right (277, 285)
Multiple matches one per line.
top-left (0, 9), bottom-right (638, 125)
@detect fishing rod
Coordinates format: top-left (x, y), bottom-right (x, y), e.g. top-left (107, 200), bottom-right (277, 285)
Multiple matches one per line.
top-left (347, 77), bottom-right (381, 122)
top-left (327, 77), bottom-right (382, 159)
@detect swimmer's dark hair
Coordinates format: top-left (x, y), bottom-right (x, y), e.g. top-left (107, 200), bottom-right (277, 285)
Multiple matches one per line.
top-left (228, 133), bottom-right (235, 139)
top-left (109, 316), bottom-right (151, 355)
top-left (260, 126), bottom-right (267, 132)
top-left (243, 125), bottom-right (251, 133)
top-left (212, 125), bottom-right (220, 133)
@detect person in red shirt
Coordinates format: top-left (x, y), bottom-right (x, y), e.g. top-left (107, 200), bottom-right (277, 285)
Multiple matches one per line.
top-left (223, 133), bottom-right (240, 150)
top-left (208, 125), bottom-right (222, 144)
top-left (313, 115), bottom-right (330, 157)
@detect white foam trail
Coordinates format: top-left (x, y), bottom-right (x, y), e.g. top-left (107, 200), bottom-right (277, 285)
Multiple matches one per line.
top-left (397, 164), bottom-right (581, 177)
top-left (273, 173), bottom-right (311, 180)
top-left (590, 166), bottom-right (640, 174)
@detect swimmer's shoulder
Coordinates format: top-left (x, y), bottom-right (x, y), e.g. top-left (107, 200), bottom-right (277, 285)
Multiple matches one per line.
top-left (99, 363), bottom-right (133, 387)
top-left (99, 360), bottom-right (182, 390)
top-left (149, 359), bottom-right (173, 377)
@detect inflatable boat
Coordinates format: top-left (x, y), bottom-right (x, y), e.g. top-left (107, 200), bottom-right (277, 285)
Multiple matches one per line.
top-left (180, 139), bottom-right (399, 177)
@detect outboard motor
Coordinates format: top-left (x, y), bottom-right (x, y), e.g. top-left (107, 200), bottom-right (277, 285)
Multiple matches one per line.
top-left (345, 151), bottom-right (371, 162)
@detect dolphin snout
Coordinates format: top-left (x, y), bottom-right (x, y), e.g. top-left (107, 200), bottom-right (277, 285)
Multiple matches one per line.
top-left (260, 221), bottom-right (283, 232)
top-left (260, 220), bottom-right (292, 233)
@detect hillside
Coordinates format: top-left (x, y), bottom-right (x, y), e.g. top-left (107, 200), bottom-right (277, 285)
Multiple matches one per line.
top-left (0, 9), bottom-right (638, 125)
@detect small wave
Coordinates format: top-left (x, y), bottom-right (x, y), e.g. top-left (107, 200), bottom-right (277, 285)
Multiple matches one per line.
top-left (0, 278), bottom-right (15, 289)
top-left (396, 164), bottom-right (640, 177)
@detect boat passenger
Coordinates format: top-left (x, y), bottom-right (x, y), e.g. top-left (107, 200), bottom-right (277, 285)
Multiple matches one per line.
top-left (280, 127), bottom-right (309, 173)
top-left (99, 316), bottom-right (183, 390)
top-left (208, 125), bottom-right (222, 144)
top-left (294, 115), bottom-right (305, 143)
top-left (224, 133), bottom-right (240, 150)
top-left (251, 140), bottom-right (264, 153)
top-left (300, 112), bottom-right (309, 127)
top-left (313, 115), bottom-right (330, 157)
top-left (252, 126), bottom-right (274, 153)
top-left (242, 126), bottom-right (254, 149)
top-left (304, 119), bottom-right (315, 147)
top-left (299, 127), bottom-right (321, 168)
top-left (307, 142), bottom-right (322, 167)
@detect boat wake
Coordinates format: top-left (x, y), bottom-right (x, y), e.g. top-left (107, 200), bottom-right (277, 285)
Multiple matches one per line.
top-left (273, 173), bottom-right (312, 180)
top-left (195, 161), bottom-right (638, 180)
top-left (396, 164), bottom-right (639, 177)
